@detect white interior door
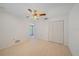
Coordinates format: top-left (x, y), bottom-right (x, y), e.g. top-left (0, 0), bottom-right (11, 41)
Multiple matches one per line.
top-left (49, 20), bottom-right (64, 44)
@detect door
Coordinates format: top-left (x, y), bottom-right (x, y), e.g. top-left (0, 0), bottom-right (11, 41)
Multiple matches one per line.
top-left (49, 20), bottom-right (64, 44)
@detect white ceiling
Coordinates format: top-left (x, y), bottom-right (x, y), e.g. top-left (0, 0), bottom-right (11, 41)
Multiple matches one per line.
top-left (0, 3), bottom-right (75, 19)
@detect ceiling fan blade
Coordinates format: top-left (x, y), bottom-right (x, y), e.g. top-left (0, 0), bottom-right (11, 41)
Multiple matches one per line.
top-left (40, 13), bottom-right (46, 16)
top-left (28, 9), bottom-right (32, 13)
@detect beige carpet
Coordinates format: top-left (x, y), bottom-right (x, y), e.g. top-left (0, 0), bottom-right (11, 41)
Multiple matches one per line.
top-left (0, 39), bottom-right (72, 56)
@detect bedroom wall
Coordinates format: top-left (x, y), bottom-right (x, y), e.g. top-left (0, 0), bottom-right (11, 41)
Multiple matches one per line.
top-left (0, 8), bottom-right (4, 48)
top-left (35, 19), bottom-right (49, 40)
top-left (69, 4), bottom-right (79, 55)
top-left (0, 11), bottom-right (29, 49)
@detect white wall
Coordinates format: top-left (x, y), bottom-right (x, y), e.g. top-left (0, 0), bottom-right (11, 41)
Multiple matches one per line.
top-left (0, 9), bottom-right (4, 48)
top-left (36, 19), bottom-right (49, 40)
top-left (0, 11), bottom-right (30, 49)
top-left (69, 4), bottom-right (79, 55)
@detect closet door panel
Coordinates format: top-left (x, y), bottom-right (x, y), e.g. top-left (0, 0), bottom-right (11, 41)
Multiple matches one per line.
top-left (49, 20), bottom-right (64, 44)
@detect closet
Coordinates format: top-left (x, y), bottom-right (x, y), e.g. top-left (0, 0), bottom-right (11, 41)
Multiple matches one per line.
top-left (48, 20), bottom-right (64, 44)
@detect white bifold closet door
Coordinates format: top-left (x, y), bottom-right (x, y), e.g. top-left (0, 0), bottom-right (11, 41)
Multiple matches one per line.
top-left (49, 20), bottom-right (64, 44)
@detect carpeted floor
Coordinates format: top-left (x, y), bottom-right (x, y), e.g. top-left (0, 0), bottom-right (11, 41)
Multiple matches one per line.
top-left (0, 39), bottom-right (72, 56)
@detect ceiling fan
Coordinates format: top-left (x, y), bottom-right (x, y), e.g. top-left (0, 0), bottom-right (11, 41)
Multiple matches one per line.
top-left (26, 9), bottom-right (47, 20)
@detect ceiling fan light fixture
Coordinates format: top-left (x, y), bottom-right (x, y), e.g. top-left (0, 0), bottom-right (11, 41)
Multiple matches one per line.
top-left (26, 9), bottom-right (47, 20)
